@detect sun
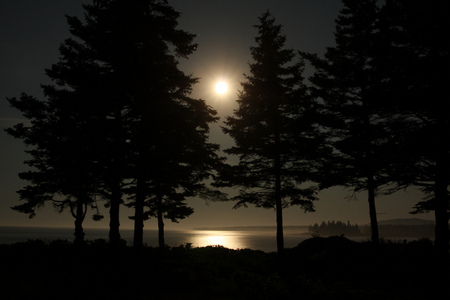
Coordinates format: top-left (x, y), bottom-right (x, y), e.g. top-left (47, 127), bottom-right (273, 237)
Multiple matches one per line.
top-left (215, 81), bottom-right (228, 95)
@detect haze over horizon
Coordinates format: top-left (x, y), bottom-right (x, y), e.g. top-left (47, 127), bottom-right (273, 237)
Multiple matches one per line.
top-left (0, 0), bottom-right (434, 231)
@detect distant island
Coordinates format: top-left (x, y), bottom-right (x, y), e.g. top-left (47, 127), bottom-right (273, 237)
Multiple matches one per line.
top-left (196, 218), bottom-right (440, 239)
top-left (309, 218), bottom-right (437, 238)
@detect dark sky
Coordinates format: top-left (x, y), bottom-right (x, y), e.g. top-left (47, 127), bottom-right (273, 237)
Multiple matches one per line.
top-left (0, 0), bottom-right (431, 230)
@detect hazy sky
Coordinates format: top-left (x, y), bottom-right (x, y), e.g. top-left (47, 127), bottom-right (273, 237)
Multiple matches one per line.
top-left (0, 0), bottom-right (432, 230)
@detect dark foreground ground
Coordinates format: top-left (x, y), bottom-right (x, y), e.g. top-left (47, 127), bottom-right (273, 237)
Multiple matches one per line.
top-left (0, 237), bottom-right (448, 300)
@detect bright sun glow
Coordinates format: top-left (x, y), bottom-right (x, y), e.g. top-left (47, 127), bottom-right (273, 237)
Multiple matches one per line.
top-left (206, 235), bottom-right (228, 246)
top-left (215, 81), bottom-right (228, 95)
top-left (191, 230), bottom-right (245, 249)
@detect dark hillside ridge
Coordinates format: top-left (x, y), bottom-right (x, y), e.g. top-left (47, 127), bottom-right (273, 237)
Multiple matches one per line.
top-left (0, 237), bottom-right (448, 299)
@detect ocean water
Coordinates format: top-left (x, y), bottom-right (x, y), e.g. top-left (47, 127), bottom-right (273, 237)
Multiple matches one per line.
top-left (0, 226), bottom-right (312, 252)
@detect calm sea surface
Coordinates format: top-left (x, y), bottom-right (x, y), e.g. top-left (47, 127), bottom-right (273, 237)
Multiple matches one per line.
top-left (0, 226), bottom-right (319, 252)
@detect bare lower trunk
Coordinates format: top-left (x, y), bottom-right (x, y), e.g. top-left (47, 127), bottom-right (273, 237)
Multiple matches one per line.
top-left (274, 110), bottom-right (284, 255)
top-left (434, 159), bottom-right (449, 256)
top-left (368, 175), bottom-right (379, 243)
top-left (74, 200), bottom-right (86, 245)
top-left (157, 199), bottom-right (165, 248)
top-left (275, 142), bottom-right (284, 254)
top-left (109, 109), bottom-right (124, 246)
top-left (109, 180), bottom-right (121, 246)
top-left (133, 176), bottom-right (145, 248)
top-left (275, 196), bottom-right (284, 254)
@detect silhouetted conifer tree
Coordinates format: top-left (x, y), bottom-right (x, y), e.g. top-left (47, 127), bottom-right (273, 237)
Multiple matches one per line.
top-left (84, 0), bottom-right (224, 248)
top-left (220, 11), bottom-right (326, 254)
top-left (6, 0), bottom-right (135, 245)
top-left (6, 0), bottom-right (224, 248)
top-left (302, 0), bottom-right (397, 243)
top-left (6, 75), bottom-right (105, 244)
top-left (56, 0), bottom-right (134, 246)
top-left (380, 0), bottom-right (450, 255)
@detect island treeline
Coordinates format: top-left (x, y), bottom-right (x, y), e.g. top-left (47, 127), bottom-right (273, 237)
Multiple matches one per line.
top-left (309, 221), bottom-right (363, 237)
top-left (5, 0), bottom-right (449, 256)
top-left (308, 220), bottom-right (437, 238)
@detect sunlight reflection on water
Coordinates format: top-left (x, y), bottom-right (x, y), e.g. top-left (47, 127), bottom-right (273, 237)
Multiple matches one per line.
top-left (0, 226), bottom-right (427, 252)
top-left (189, 230), bottom-right (251, 249)
top-left (183, 228), bottom-right (315, 251)
top-left (0, 226), bottom-right (311, 252)
top-left (184, 229), bottom-right (313, 251)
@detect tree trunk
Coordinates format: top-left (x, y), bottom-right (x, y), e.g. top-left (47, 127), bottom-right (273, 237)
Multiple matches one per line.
top-left (430, 34), bottom-right (449, 257)
top-left (274, 124), bottom-right (284, 254)
top-left (275, 193), bottom-right (284, 254)
top-left (157, 196), bottom-right (165, 249)
top-left (133, 176), bottom-right (145, 248)
top-left (74, 200), bottom-right (86, 245)
top-left (109, 179), bottom-right (121, 246)
top-left (367, 174), bottom-right (379, 243)
top-left (434, 157), bottom-right (449, 256)
top-left (109, 109), bottom-right (124, 246)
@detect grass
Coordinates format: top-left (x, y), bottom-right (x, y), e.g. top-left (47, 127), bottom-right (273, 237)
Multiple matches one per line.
top-left (0, 237), bottom-right (448, 300)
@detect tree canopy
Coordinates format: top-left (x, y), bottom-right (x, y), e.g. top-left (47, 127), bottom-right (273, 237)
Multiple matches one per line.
top-left (221, 11), bottom-right (327, 253)
top-left (6, 0), bottom-right (224, 247)
top-left (379, 0), bottom-right (450, 254)
top-left (302, 0), bottom-right (399, 243)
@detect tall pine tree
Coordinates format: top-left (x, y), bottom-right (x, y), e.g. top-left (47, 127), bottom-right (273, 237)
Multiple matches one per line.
top-left (221, 11), bottom-right (325, 254)
top-left (6, 0), bottom-right (135, 245)
top-left (83, 0), bottom-right (223, 248)
top-left (6, 0), bottom-right (223, 247)
top-left (6, 54), bottom-right (107, 244)
top-left (381, 0), bottom-right (450, 255)
top-left (303, 0), bottom-right (397, 243)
